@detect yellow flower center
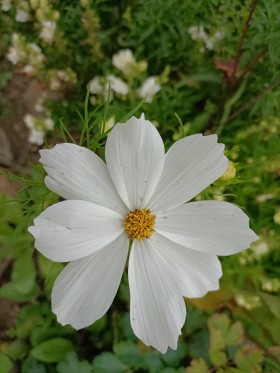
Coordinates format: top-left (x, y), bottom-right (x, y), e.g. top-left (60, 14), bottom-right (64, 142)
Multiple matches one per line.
top-left (123, 208), bottom-right (156, 240)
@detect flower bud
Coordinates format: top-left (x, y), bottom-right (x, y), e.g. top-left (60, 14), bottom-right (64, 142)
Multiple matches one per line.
top-left (220, 160), bottom-right (236, 181)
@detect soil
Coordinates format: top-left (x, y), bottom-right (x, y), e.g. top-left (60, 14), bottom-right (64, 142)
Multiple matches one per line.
top-left (0, 72), bottom-right (44, 337)
top-left (0, 74), bottom-right (44, 175)
top-left (0, 69), bottom-right (71, 340)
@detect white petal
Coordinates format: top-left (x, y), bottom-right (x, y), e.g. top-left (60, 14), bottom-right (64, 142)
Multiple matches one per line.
top-left (148, 134), bottom-right (228, 213)
top-left (40, 143), bottom-right (127, 215)
top-left (52, 233), bottom-right (129, 329)
top-left (128, 239), bottom-right (186, 353)
top-left (28, 200), bottom-right (124, 262)
top-left (105, 114), bottom-right (165, 210)
top-left (149, 233), bottom-right (222, 298)
top-left (155, 201), bottom-right (258, 256)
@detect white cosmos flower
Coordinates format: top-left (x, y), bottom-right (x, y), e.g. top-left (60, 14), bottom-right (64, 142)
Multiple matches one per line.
top-left (28, 114), bottom-right (258, 353)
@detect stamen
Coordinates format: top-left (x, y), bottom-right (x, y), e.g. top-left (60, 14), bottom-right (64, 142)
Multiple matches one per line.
top-left (123, 208), bottom-right (156, 240)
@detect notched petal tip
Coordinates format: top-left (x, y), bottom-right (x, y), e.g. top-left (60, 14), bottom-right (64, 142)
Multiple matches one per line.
top-left (53, 310), bottom-right (82, 330)
top-left (39, 143), bottom-right (75, 162)
top-left (250, 231), bottom-right (259, 244)
top-left (56, 314), bottom-right (85, 331)
top-left (28, 225), bottom-right (40, 239)
top-left (39, 144), bottom-right (58, 161)
top-left (118, 113), bottom-right (152, 129)
top-left (39, 147), bottom-right (49, 157)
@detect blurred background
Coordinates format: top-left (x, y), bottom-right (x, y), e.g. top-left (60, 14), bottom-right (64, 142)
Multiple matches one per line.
top-left (0, 0), bottom-right (280, 372)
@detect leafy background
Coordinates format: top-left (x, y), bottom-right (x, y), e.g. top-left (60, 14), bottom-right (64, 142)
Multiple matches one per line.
top-left (0, 0), bottom-right (280, 372)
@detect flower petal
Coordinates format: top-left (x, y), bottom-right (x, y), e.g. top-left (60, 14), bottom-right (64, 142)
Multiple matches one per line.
top-left (40, 143), bottom-right (127, 215)
top-left (105, 115), bottom-right (165, 210)
top-left (155, 201), bottom-right (258, 256)
top-left (149, 233), bottom-right (222, 298)
top-left (52, 233), bottom-right (129, 329)
top-left (128, 239), bottom-right (186, 353)
top-left (148, 134), bottom-right (228, 213)
top-left (28, 200), bottom-right (124, 262)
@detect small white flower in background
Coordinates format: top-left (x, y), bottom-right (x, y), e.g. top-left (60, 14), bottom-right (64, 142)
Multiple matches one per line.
top-left (56, 70), bottom-right (68, 81)
top-left (88, 76), bottom-right (104, 95)
top-left (6, 47), bottom-right (20, 65)
top-left (188, 25), bottom-right (205, 41)
top-left (6, 33), bottom-right (45, 73)
top-left (274, 209), bottom-right (280, 225)
top-left (256, 193), bottom-right (274, 203)
top-left (24, 114), bottom-right (44, 145)
top-left (15, 1), bottom-right (30, 22)
top-left (49, 79), bottom-right (61, 91)
top-left (39, 20), bottom-right (57, 43)
top-left (139, 76), bottom-right (161, 103)
top-left (23, 114), bottom-right (54, 145)
top-left (22, 65), bottom-right (35, 75)
top-left (214, 30), bottom-right (224, 41)
top-left (103, 116), bottom-right (115, 133)
top-left (44, 118), bottom-right (55, 130)
top-left (205, 39), bottom-right (214, 51)
top-left (29, 115), bottom-right (258, 353)
top-left (11, 32), bottom-right (21, 44)
top-left (88, 75), bottom-right (128, 100)
top-left (48, 69), bottom-right (77, 90)
top-left (198, 25), bottom-right (208, 41)
top-left (106, 74), bottom-right (129, 96)
top-left (15, 9), bottom-right (30, 22)
top-left (1, 0), bottom-right (12, 11)
top-left (188, 25), bottom-right (224, 51)
top-left (34, 94), bottom-right (47, 113)
top-left (235, 294), bottom-right (261, 310)
top-left (251, 239), bottom-right (269, 257)
top-left (28, 128), bottom-right (46, 146)
top-left (23, 114), bottom-right (36, 129)
top-left (6, 33), bottom-right (23, 65)
top-left (112, 49), bottom-right (135, 75)
top-left (261, 278), bottom-right (280, 293)
top-left (112, 49), bottom-right (148, 78)
top-left (26, 43), bottom-right (45, 71)
top-left (29, 43), bottom-right (43, 56)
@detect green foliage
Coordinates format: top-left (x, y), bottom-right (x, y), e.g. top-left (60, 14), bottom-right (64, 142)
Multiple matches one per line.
top-left (0, 353), bottom-right (13, 373)
top-left (57, 352), bottom-right (93, 373)
top-left (233, 346), bottom-right (264, 373)
top-left (30, 338), bottom-right (75, 363)
top-left (0, 71), bottom-right (12, 90)
top-left (186, 358), bottom-right (209, 373)
top-left (186, 312), bottom-right (264, 373)
top-left (92, 352), bottom-right (129, 373)
top-left (37, 254), bottom-right (64, 296)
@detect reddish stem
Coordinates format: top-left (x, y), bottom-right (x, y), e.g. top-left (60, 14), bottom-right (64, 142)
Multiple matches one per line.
top-left (226, 76), bottom-right (280, 123)
top-left (232, 0), bottom-right (258, 84)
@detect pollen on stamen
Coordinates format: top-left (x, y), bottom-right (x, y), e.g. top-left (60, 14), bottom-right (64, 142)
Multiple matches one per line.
top-left (123, 208), bottom-right (156, 240)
